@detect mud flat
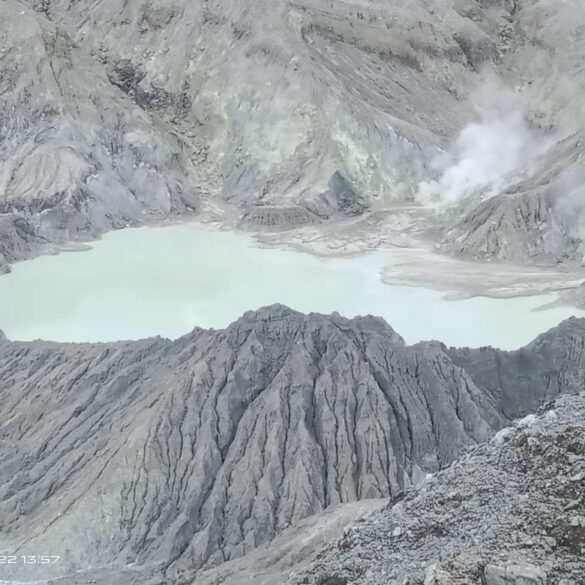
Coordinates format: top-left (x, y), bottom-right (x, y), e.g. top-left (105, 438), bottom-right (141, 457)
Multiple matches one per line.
top-left (256, 208), bottom-right (585, 302)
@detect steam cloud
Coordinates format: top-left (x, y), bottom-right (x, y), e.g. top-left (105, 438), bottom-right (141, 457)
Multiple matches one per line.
top-left (416, 83), bottom-right (550, 207)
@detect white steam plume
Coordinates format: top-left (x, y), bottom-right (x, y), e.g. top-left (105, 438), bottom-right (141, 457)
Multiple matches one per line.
top-left (416, 82), bottom-right (551, 207)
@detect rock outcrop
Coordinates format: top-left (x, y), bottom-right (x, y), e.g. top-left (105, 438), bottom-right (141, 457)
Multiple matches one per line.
top-left (0, 306), bottom-right (584, 583)
top-left (0, 0), bottom-right (198, 272)
top-left (289, 392), bottom-right (585, 585)
top-left (441, 133), bottom-right (585, 265)
top-left (239, 206), bottom-right (321, 230)
top-left (483, 564), bottom-right (548, 585)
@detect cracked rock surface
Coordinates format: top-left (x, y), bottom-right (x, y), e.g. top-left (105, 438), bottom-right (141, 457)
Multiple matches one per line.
top-left (0, 306), bottom-right (584, 582)
top-left (288, 392), bottom-right (585, 585)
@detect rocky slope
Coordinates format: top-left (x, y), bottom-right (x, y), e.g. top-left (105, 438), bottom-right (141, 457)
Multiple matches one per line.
top-left (438, 0), bottom-right (585, 266)
top-left (576, 283), bottom-right (585, 308)
top-left (0, 306), bottom-right (584, 583)
top-left (1, 0), bottom-right (584, 270)
top-left (288, 392), bottom-right (585, 585)
top-left (18, 0), bottom-right (488, 208)
top-left (0, 0), bottom-right (198, 270)
top-left (441, 132), bottom-right (585, 265)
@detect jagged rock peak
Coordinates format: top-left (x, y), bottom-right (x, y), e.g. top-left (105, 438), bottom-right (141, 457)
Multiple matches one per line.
top-left (0, 310), bottom-right (584, 583)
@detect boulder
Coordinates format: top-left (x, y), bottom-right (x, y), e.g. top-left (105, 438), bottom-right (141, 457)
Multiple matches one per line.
top-left (484, 564), bottom-right (547, 585)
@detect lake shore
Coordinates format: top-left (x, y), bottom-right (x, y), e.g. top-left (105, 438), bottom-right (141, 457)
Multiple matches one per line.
top-left (0, 221), bottom-right (582, 349)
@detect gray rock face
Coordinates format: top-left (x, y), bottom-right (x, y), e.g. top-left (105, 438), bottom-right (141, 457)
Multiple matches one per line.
top-left (437, 0), bottom-right (585, 266)
top-left (289, 392), bottom-right (585, 585)
top-left (0, 215), bottom-right (46, 269)
top-left (0, 0), bottom-right (198, 270)
top-left (441, 133), bottom-right (585, 265)
top-left (0, 0), bottom-right (471, 263)
top-left (575, 283), bottom-right (585, 308)
top-left (441, 189), bottom-right (573, 265)
top-left (21, 0), bottom-right (481, 208)
top-left (0, 306), bottom-right (584, 583)
top-left (325, 172), bottom-right (366, 217)
top-left (484, 563), bottom-right (548, 585)
top-left (239, 206), bottom-right (321, 230)
top-left (2, 0), bottom-right (584, 269)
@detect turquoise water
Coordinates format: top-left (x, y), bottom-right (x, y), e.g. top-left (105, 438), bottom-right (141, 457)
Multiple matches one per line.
top-left (0, 223), bottom-right (581, 348)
